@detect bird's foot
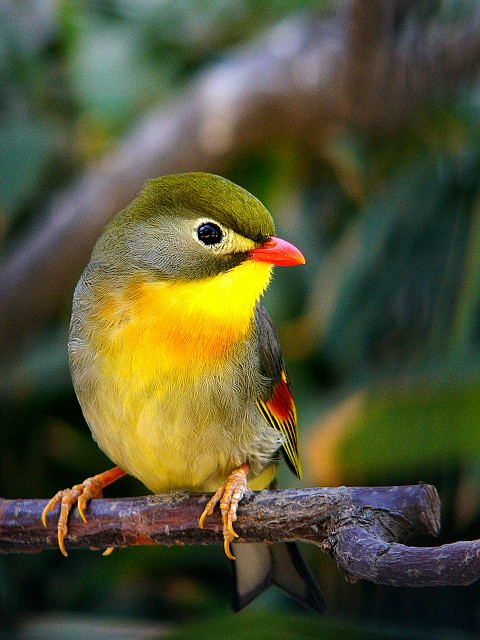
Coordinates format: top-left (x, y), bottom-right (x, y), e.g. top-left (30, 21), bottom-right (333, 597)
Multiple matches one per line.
top-left (42, 466), bottom-right (125, 556)
top-left (198, 463), bottom-right (250, 560)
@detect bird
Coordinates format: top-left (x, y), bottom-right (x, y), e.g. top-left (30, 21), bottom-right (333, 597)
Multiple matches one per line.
top-left (42, 172), bottom-right (326, 613)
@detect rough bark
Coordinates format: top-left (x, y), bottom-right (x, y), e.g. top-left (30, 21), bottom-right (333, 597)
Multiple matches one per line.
top-left (3, 484), bottom-right (476, 588)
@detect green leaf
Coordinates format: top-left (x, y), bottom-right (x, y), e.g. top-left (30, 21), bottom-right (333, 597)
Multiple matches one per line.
top-left (336, 373), bottom-right (480, 482)
top-left (324, 153), bottom-right (479, 374)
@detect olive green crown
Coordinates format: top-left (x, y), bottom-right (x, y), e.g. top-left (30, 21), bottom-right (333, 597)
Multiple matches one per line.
top-left (132, 172), bottom-right (275, 242)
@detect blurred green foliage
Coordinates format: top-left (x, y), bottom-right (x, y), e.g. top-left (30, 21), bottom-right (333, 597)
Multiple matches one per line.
top-left (3, 0), bottom-right (480, 638)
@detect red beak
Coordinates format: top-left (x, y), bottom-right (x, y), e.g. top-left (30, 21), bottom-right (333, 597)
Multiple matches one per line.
top-left (249, 236), bottom-right (305, 266)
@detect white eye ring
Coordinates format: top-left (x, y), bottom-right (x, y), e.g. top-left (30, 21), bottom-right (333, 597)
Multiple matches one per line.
top-left (192, 218), bottom-right (230, 250)
top-left (196, 221), bottom-right (223, 246)
top-left (191, 218), bottom-right (257, 255)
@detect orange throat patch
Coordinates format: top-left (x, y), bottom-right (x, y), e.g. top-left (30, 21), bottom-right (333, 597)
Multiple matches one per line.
top-left (89, 260), bottom-right (273, 378)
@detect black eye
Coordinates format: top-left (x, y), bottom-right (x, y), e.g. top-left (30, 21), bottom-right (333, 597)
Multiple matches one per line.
top-left (197, 222), bottom-right (223, 246)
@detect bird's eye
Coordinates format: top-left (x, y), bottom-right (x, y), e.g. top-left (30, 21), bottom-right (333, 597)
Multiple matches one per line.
top-left (196, 222), bottom-right (223, 246)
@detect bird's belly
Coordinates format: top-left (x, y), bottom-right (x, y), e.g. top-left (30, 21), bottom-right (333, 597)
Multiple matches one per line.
top-left (78, 365), bottom-right (280, 494)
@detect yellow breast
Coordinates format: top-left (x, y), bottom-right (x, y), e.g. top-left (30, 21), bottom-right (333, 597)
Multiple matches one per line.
top-left (88, 259), bottom-right (273, 380)
top-left (71, 258), bottom-right (275, 491)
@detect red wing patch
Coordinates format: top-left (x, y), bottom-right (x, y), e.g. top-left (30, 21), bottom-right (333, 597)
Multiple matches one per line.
top-left (256, 372), bottom-right (302, 478)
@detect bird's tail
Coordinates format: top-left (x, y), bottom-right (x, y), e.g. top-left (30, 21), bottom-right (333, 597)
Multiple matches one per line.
top-left (230, 541), bottom-right (326, 613)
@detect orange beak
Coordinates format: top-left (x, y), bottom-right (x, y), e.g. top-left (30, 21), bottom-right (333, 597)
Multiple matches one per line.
top-left (249, 236), bottom-right (305, 266)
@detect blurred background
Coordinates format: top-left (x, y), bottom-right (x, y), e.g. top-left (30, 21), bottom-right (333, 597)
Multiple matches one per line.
top-left (3, 0), bottom-right (480, 638)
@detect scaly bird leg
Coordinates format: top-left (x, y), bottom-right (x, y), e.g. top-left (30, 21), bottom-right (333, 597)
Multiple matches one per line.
top-left (42, 466), bottom-right (126, 556)
top-left (198, 463), bottom-right (250, 560)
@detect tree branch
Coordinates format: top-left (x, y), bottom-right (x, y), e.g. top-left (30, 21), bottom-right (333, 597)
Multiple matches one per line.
top-left (5, 484), bottom-right (477, 588)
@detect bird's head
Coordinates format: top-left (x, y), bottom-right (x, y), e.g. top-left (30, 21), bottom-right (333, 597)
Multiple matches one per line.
top-left (93, 172), bottom-right (304, 280)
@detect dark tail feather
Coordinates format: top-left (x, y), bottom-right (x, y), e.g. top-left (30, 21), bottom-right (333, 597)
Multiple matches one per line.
top-left (231, 542), bottom-right (326, 613)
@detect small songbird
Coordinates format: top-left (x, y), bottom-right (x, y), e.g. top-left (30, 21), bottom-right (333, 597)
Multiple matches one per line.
top-left (43, 172), bottom-right (325, 612)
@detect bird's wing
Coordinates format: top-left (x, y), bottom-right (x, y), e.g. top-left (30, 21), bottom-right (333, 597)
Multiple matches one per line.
top-left (254, 302), bottom-right (302, 478)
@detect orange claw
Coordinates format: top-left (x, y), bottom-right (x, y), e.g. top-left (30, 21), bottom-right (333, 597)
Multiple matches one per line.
top-left (199, 463), bottom-right (250, 560)
top-left (42, 466), bottom-right (126, 556)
